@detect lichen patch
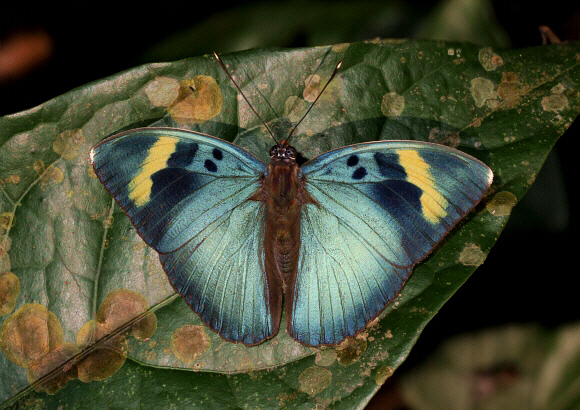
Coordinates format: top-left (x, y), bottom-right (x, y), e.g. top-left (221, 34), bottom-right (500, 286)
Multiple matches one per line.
top-left (486, 191), bottom-right (517, 216)
top-left (298, 366), bottom-right (332, 396)
top-left (145, 76), bottom-right (180, 107)
top-left (458, 244), bottom-right (487, 267)
top-left (170, 324), bottom-right (210, 364)
top-left (168, 75), bottom-right (223, 124)
top-left (470, 77), bottom-right (497, 108)
top-left (381, 92), bottom-right (405, 117)
top-left (303, 74), bottom-right (322, 103)
top-left (335, 337), bottom-right (367, 366)
top-left (478, 47), bottom-right (503, 71)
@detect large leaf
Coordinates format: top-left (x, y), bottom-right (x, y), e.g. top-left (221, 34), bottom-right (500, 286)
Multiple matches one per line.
top-left (1, 40), bottom-right (579, 407)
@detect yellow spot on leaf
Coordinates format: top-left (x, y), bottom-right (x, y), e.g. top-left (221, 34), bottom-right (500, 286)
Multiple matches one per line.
top-left (303, 74), bottom-right (322, 103)
top-left (129, 136), bottom-right (178, 207)
top-left (298, 366), bottom-right (332, 396)
top-left (0, 272), bottom-right (20, 316)
top-left (315, 348), bottom-right (336, 367)
top-left (1, 212), bottom-right (15, 231)
top-left (170, 325), bottom-right (210, 364)
top-left (53, 129), bottom-right (85, 160)
top-left (397, 150), bottom-right (448, 223)
top-left (168, 75), bottom-right (223, 124)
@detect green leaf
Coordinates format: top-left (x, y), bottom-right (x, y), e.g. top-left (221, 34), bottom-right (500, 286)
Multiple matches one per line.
top-left (1, 40), bottom-right (579, 408)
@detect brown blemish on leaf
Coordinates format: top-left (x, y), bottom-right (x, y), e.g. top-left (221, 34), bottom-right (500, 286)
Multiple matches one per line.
top-left (303, 74), bottom-right (322, 103)
top-left (5, 174), bottom-right (20, 184)
top-left (486, 191), bottom-right (517, 216)
top-left (1, 212), bottom-right (15, 231)
top-left (44, 165), bottom-right (64, 184)
top-left (381, 92), bottom-right (405, 117)
top-left (458, 244), bottom-right (487, 267)
top-left (470, 78), bottom-right (497, 108)
top-left (478, 47), bottom-right (503, 71)
top-left (96, 289), bottom-right (157, 340)
top-left (170, 324), bottom-right (210, 364)
top-left (298, 366), bottom-right (332, 396)
top-left (145, 76), bottom-right (180, 107)
top-left (375, 365), bottom-right (394, 385)
top-left (102, 215), bottom-right (114, 230)
top-left (76, 319), bottom-right (128, 382)
top-left (53, 129), bottom-right (85, 160)
top-left (0, 303), bottom-right (64, 367)
top-left (0, 237), bottom-right (12, 272)
top-left (0, 272), bottom-right (20, 316)
top-left (27, 342), bottom-right (79, 394)
top-left (335, 337), bottom-right (367, 366)
top-left (315, 348), bottom-right (336, 367)
top-left (428, 127), bottom-right (460, 147)
top-left (33, 160), bottom-right (44, 174)
top-left (168, 75), bottom-right (223, 124)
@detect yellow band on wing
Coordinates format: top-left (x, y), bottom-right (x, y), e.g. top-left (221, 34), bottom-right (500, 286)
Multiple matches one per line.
top-left (129, 136), bottom-right (178, 207)
top-left (397, 149), bottom-right (447, 224)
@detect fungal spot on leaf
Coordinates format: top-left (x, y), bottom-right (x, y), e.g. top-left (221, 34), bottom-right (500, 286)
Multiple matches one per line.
top-left (315, 348), bottom-right (336, 367)
top-left (44, 165), bottom-right (64, 185)
top-left (470, 77), bottom-right (498, 108)
top-left (486, 191), bottom-right (517, 217)
top-left (0, 303), bottom-right (64, 367)
top-left (335, 337), bottom-right (367, 366)
top-left (1, 212), bottom-right (15, 231)
top-left (53, 129), bottom-right (85, 160)
top-left (0, 237), bottom-right (12, 272)
top-left (170, 325), bottom-right (210, 364)
top-left (284, 96), bottom-right (308, 123)
top-left (145, 76), bottom-right (180, 107)
top-left (381, 92), bottom-right (405, 117)
top-left (375, 365), bottom-right (394, 385)
top-left (5, 174), bottom-right (20, 184)
top-left (96, 289), bottom-right (157, 340)
top-left (428, 127), bottom-right (460, 147)
top-left (542, 84), bottom-right (570, 113)
top-left (298, 366), bottom-right (332, 396)
top-left (76, 320), bottom-right (128, 382)
top-left (303, 74), bottom-right (322, 103)
top-left (27, 342), bottom-right (79, 394)
top-left (478, 47), bottom-right (503, 71)
top-left (168, 75), bottom-right (223, 125)
top-left (33, 160), bottom-right (45, 174)
top-left (458, 244), bottom-right (487, 267)
top-left (0, 272), bottom-right (20, 316)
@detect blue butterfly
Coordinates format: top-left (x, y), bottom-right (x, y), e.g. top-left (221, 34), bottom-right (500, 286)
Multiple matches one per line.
top-left (90, 125), bottom-right (492, 346)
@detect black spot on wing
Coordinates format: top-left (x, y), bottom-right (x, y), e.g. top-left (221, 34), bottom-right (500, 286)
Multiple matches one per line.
top-left (167, 141), bottom-right (198, 168)
top-left (213, 148), bottom-right (223, 160)
top-left (150, 168), bottom-right (200, 202)
top-left (374, 152), bottom-right (406, 179)
top-left (352, 167), bottom-right (367, 180)
top-left (347, 155), bottom-right (359, 167)
top-left (371, 180), bottom-right (422, 215)
top-left (204, 159), bottom-right (217, 172)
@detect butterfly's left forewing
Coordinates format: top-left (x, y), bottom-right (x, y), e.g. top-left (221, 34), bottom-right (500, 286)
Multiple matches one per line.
top-left (289, 141), bottom-right (493, 346)
top-left (91, 128), bottom-right (280, 345)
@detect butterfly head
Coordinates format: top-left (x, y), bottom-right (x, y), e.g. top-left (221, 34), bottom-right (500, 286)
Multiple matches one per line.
top-left (269, 141), bottom-right (297, 164)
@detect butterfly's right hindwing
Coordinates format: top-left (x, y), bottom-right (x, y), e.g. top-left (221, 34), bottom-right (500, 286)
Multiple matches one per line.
top-left (91, 127), bottom-right (278, 345)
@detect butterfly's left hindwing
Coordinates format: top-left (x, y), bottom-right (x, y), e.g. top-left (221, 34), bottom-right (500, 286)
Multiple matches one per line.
top-left (289, 141), bottom-right (492, 346)
top-left (91, 128), bottom-right (280, 345)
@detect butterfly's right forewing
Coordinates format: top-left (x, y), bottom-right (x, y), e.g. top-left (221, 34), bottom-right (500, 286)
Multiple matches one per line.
top-left (91, 127), bottom-right (280, 345)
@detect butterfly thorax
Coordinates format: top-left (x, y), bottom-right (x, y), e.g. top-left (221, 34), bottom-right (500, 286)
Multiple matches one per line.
top-left (250, 143), bottom-right (317, 293)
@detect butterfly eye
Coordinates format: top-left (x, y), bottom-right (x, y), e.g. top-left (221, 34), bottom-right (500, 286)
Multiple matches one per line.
top-left (269, 146), bottom-right (278, 157)
top-left (287, 147), bottom-right (297, 159)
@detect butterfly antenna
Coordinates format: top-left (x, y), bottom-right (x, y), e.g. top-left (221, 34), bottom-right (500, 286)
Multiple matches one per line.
top-left (286, 61), bottom-right (343, 144)
top-left (214, 52), bottom-right (278, 143)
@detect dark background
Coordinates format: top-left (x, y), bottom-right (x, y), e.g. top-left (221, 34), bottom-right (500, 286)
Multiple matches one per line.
top-left (1, 1), bottom-right (578, 407)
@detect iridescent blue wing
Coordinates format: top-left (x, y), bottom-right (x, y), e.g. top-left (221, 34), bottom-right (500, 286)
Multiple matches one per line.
top-left (288, 141), bottom-right (493, 346)
top-left (91, 127), bottom-right (279, 345)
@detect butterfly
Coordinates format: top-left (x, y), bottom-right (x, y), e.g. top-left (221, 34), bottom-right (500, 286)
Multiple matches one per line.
top-left (90, 60), bottom-right (493, 347)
